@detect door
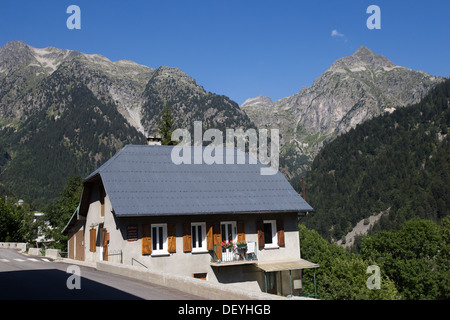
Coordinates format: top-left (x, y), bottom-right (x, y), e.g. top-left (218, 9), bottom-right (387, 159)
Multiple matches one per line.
top-left (102, 228), bottom-right (108, 261)
top-left (75, 230), bottom-right (85, 261)
top-left (267, 272), bottom-right (277, 294)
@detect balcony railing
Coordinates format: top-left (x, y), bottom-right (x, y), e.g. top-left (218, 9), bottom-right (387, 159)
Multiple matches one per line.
top-left (210, 242), bottom-right (258, 266)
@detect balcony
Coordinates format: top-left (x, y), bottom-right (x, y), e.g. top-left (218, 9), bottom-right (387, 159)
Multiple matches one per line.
top-left (210, 241), bottom-right (258, 267)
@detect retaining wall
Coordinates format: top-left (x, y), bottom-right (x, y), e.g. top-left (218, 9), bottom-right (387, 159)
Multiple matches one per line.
top-left (96, 261), bottom-right (298, 300)
top-left (0, 242), bottom-right (27, 252)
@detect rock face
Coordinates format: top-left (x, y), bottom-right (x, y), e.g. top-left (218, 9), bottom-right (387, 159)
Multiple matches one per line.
top-left (241, 46), bottom-right (444, 179)
top-left (0, 40), bottom-right (253, 136)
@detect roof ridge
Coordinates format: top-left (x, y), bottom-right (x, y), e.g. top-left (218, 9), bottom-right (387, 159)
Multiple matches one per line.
top-left (84, 145), bottom-right (131, 181)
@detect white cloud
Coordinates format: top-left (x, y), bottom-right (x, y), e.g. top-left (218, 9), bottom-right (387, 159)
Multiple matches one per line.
top-left (331, 29), bottom-right (344, 37)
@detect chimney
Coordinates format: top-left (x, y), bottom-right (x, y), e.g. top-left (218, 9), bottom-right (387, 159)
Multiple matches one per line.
top-left (147, 133), bottom-right (162, 146)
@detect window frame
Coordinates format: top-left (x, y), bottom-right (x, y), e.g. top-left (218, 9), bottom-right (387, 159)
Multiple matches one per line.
top-left (263, 220), bottom-right (278, 249)
top-left (191, 222), bottom-right (207, 253)
top-left (220, 221), bottom-right (237, 244)
top-left (150, 223), bottom-right (169, 256)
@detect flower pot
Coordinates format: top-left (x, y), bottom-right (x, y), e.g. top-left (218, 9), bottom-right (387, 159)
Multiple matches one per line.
top-left (223, 248), bottom-right (233, 262)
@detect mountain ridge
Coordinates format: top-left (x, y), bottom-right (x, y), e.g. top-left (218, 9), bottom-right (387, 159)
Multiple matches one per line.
top-left (0, 40), bottom-right (254, 207)
top-left (241, 46), bottom-right (445, 181)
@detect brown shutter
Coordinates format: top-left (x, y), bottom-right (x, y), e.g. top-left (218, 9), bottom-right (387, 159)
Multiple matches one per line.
top-left (277, 219), bottom-right (285, 247)
top-left (142, 224), bottom-right (152, 255)
top-left (68, 234), bottom-right (75, 259)
top-left (167, 223), bottom-right (176, 253)
top-left (206, 222), bottom-right (213, 251)
top-left (213, 222), bottom-right (222, 260)
top-left (90, 228), bottom-right (96, 252)
top-left (183, 222), bottom-right (192, 252)
top-left (257, 220), bottom-right (265, 249)
top-left (237, 221), bottom-right (246, 242)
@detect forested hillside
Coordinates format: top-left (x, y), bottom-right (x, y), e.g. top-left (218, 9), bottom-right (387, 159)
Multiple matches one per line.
top-left (0, 81), bottom-right (145, 208)
top-left (300, 79), bottom-right (450, 243)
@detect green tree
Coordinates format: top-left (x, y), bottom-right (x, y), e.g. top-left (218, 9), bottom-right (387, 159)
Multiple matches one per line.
top-left (157, 104), bottom-right (175, 145)
top-left (361, 218), bottom-right (450, 299)
top-left (0, 198), bottom-right (35, 243)
top-left (44, 175), bottom-right (83, 251)
top-left (299, 224), bottom-right (399, 300)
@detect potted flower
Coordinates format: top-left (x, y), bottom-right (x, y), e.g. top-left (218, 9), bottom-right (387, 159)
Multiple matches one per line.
top-left (221, 240), bottom-right (234, 250)
top-left (221, 240), bottom-right (235, 262)
top-left (236, 241), bottom-right (247, 249)
top-left (236, 241), bottom-right (247, 257)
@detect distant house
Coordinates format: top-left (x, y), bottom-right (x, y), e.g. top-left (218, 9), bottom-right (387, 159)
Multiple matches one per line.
top-left (63, 145), bottom-right (318, 296)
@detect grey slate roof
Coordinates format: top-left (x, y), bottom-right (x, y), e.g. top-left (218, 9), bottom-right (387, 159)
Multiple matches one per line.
top-left (85, 145), bottom-right (313, 217)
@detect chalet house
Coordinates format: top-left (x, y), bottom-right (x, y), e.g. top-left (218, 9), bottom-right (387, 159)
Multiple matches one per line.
top-left (63, 145), bottom-right (318, 296)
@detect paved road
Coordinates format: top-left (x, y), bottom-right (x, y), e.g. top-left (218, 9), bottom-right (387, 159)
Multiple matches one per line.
top-left (0, 248), bottom-right (202, 300)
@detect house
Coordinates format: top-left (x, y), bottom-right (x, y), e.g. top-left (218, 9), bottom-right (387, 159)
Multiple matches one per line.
top-left (62, 144), bottom-right (318, 296)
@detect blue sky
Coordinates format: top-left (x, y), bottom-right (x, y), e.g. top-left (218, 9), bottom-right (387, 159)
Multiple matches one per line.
top-left (1, 0), bottom-right (449, 104)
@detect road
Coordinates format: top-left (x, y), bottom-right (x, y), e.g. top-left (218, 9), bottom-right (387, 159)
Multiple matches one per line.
top-left (0, 248), bottom-right (202, 300)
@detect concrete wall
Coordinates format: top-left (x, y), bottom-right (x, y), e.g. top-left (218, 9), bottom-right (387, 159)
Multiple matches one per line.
top-left (28, 248), bottom-right (42, 256)
top-left (0, 242), bottom-right (27, 252)
top-left (96, 261), bottom-right (292, 300)
top-left (45, 248), bottom-right (61, 259)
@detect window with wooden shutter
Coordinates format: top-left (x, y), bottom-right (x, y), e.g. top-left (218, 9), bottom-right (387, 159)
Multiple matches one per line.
top-left (142, 224), bottom-right (152, 255)
top-left (237, 221), bottom-right (245, 242)
top-left (183, 222), bottom-right (192, 252)
top-left (276, 219), bottom-right (285, 247)
top-left (257, 220), bottom-right (265, 249)
top-left (167, 223), bottom-right (176, 253)
top-left (206, 222), bottom-right (213, 251)
top-left (90, 228), bottom-right (96, 252)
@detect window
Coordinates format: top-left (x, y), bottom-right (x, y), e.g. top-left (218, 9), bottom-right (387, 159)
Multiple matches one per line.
top-left (191, 222), bottom-right (207, 252)
top-left (263, 220), bottom-right (278, 248)
top-left (221, 221), bottom-right (237, 243)
top-left (151, 224), bottom-right (168, 255)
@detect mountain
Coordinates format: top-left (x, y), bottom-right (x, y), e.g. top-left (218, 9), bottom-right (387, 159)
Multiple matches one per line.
top-left (241, 46), bottom-right (445, 181)
top-left (301, 79), bottom-right (450, 244)
top-left (0, 41), bottom-right (254, 207)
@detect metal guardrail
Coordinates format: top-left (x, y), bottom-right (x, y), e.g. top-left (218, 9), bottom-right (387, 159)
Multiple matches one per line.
top-left (131, 258), bottom-right (148, 269)
top-left (104, 250), bottom-right (123, 264)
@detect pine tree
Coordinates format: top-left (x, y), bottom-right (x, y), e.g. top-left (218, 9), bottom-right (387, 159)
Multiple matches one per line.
top-left (157, 104), bottom-right (175, 145)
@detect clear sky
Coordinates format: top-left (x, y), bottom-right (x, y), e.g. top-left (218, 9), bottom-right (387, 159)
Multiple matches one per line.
top-left (1, 0), bottom-right (449, 104)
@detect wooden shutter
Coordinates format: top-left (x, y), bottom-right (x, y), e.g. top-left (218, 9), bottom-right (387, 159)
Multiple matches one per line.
top-left (277, 219), bottom-right (285, 247)
top-left (237, 221), bottom-right (246, 242)
top-left (168, 223), bottom-right (176, 253)
top-left (257, 220), bottom-right (265, 249)
top-left (183, 222), bottom-right (192, 252)
top-left (102, 228), bottom-right (108, 261)
top-left (213, 222), bottom-right (222, 260)
top-left (89, 228), bottom-right (96, 252)
top-left (142, 224), bottom-right (152, 255)
top-left (68, 234), bottom-right (75, 259)
top-left (206, 222), bottom-right (213, 250)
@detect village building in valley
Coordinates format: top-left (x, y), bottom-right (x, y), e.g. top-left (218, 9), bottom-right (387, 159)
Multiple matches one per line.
top-left (62, 144), bottom-right (318, 296)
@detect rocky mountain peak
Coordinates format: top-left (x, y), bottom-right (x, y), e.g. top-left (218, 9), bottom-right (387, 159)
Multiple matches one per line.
top-left (0, 40), bottom-right (35, 69)
top-left (241, 94), bottom-right (273, 108)
top-left (328, 46), bottom-right (396, 72)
